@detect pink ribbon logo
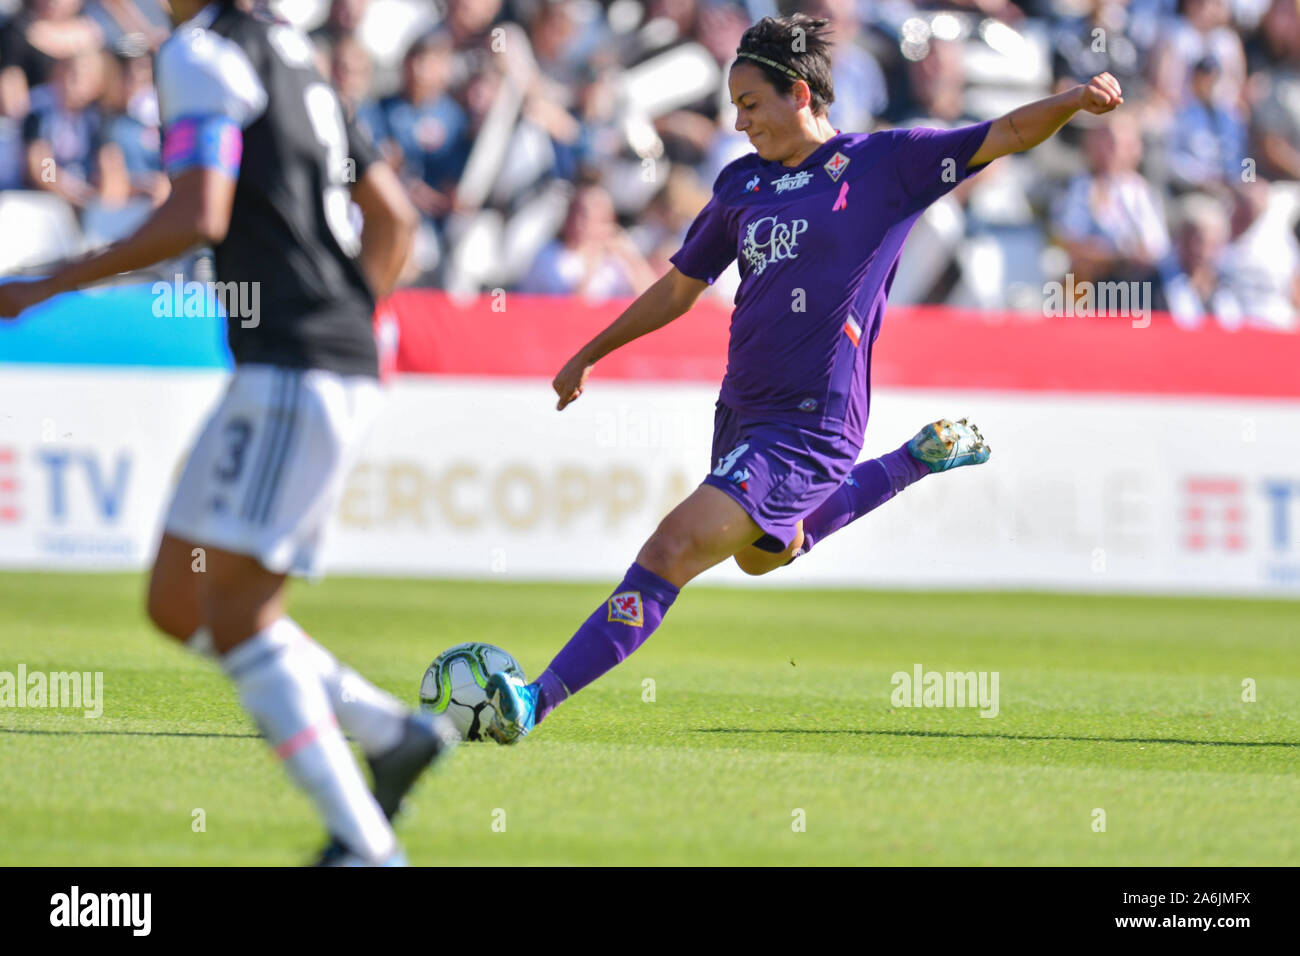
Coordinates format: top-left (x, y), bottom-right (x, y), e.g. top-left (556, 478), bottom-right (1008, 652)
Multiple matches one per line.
top-left (831, 181), bottom-right (849, 211)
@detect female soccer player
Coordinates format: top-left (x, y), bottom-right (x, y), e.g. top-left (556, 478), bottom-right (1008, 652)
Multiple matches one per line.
top-left (484, 14), bottom-right (1124, 743)
top-left (0, 0), bottom-right (450, 865)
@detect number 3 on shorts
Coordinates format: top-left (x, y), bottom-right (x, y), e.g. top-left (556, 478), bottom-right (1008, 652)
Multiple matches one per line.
top-left (713, 443), bottom-right (749, 478)
top-left (214, 417), bottom-right (254, 484)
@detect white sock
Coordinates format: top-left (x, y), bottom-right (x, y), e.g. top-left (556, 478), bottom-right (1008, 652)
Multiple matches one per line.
top-left (188, 620), bottom-right (408, 756)
top-left (283, 618), bottom-right (408, 756)
top-left (222, 623), bottom-right (395, 861)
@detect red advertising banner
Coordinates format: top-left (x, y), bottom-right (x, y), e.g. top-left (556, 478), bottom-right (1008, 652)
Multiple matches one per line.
top-left (388, 291), bottom-right (1300, 398)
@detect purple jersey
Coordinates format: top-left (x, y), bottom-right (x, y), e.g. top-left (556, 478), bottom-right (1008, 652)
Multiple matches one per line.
top-left (670, 122), bottom-right (993, 440)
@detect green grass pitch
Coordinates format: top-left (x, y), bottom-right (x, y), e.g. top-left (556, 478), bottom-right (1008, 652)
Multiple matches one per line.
top-left (1, 571), bottom-right (1296, 866)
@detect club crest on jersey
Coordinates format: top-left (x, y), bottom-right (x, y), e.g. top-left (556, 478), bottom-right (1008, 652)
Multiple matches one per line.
top-left (824, 151), bottom-right (850, 181)
top-left (744, 175), bottom-right (761, 193)
top-left (608, 591), bottom-right (645, 627)
top-left (770, 170), bottom-right (813, 193)
top-left (741, 214), bottom-right (808, 275)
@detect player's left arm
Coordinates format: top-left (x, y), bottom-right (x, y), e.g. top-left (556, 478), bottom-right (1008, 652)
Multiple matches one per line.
top-left (967, 72), bottom-right (1123, 169)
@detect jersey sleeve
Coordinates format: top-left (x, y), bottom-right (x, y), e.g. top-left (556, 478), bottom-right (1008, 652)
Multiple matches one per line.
top-left (155, 26), bottom-right (269, 178)
top-left (668, 173), bottom-right (736, 285)
top-left (890, 121), bottom-right (993, 213)
top-left (156, 28), bottom-right (268, 128)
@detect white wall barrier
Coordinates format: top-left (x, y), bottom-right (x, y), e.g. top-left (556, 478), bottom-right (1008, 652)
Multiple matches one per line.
top-left (2, 366), bottom-right (1298, 595)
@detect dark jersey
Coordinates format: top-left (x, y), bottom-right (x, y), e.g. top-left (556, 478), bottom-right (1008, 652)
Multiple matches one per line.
top-left (156, 2), bottom-right (380, 376)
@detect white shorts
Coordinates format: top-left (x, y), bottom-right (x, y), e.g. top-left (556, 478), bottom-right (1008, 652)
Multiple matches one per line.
top-left (164, 364), bottom-right (382, 578)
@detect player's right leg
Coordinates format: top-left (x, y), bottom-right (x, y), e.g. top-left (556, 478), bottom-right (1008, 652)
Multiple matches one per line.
top-left (484, 483), bottom-right (764, 743)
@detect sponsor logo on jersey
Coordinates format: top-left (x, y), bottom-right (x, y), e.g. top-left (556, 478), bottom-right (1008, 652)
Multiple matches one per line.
top-left (770, 170), bottom-right (812, 193)
top-left (745, 175), bottom-right (761, 193)
top-left (824, 151), bottom-right (850, 181)
top-left (608, 591), bottom-right (645, 627)
top-left (798, 398), bottom-right (819, 412)
top-left (729, 467), bottom-right (750, 491)
top-left (741, 215), bottom-right (807, 275)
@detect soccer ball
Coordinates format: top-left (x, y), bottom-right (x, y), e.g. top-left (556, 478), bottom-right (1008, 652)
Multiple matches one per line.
top-left (419, 642), bottom-right (526, 741)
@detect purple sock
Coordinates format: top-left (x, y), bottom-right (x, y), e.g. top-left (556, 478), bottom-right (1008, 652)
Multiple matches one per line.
top-left (800, 443), bottom-right (929, 553)
top-left (532, 562), bottom-right (679, 723)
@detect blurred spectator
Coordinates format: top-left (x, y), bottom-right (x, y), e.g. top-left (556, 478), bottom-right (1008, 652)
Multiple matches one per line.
top-left (1163, 0), bottom-right (1247, 107)
top-left (519, 181), bottom-right (655, 299)
top-left (331, 32), bottom-right (387, 151)
top-left (1167, 55), bottom-right (1246, 191)
top-left (1051, 0), bottom-right (1143, 94)
top-left (22, 46), bottom-right (123, 209)
top-left (311, 0), bottom-right (371, 50)
top-left (808, 0), bottom-right (888, 133)
top-left (436, 0), bottom-right (507, 93)
top-left (84, 0), bottom-right (169, 56)
top-left (379, 31), bottom-right (471, 221)
top-left (1053, 114), bottom-right (1172, 287)
top-left (0, 24), bottom-right (29, 190)
top-left (627, 163), bottom-right (710, 273)
top-left (0, 0), bottom-right (103, 90)
top-left (641, 0), bottom-right (746, 167)
top-left (99, 48), bottom-right (165, 205)
top-left (1217, 181), bottom-right (1300, 329)
top-left (892, 38), bottom-right (976, 127)
top-left (1157, 191), bottom-right (1242, 326)
top-left (520, 0), bottom-right (585, 181)
top-left (1249, 0), bottom-right (1300, 181)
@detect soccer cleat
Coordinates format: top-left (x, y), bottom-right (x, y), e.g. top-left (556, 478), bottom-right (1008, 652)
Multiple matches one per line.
top-left (483, 672), bottom-right (538, 745)
top-left (907, 418), bottom-right (991, 473)
top-left (367, 711), bottom-right (458, 821)
top-left (309, 837), bottom-right (409, 867)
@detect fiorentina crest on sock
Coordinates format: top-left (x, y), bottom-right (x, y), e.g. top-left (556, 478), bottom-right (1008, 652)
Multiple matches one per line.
top-left (608, 591), bottom-right (644, 627)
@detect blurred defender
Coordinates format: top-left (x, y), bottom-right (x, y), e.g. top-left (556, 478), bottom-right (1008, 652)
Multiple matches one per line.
top-left (0, 0), bottom-right (447, 865)
top-left (484, 14), bottom-right (1125, 743)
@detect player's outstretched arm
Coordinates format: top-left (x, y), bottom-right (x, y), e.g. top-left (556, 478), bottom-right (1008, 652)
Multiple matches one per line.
top-left (967, 73), bottom-right (1123, 169)
top-left (0, 166), bottom-right (235, 319)
top-left (351, 160), bottom-right (418, 300)
top-left (552, 265), bottom-right (708, 410)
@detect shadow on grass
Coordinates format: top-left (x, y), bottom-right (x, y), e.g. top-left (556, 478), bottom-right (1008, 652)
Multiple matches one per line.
top-left (694, 728), bottom-right (1300, 747)
top-left (0, 727), bottom-right (259, 740)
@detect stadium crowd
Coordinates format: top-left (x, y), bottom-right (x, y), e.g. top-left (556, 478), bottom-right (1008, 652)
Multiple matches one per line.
top-left (0, 0), bottom-right (1297, 329)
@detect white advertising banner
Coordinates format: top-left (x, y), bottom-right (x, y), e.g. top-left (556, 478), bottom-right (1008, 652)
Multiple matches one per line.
top-left (2, 366), bottom-right (1298, 595)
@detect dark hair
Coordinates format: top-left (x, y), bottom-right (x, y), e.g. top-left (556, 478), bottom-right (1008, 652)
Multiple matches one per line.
top-left (733, 14), bottom-right (835, 116)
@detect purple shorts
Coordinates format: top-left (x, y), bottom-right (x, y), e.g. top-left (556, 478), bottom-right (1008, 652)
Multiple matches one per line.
top-left (702, 402), bottom-right (862, 553)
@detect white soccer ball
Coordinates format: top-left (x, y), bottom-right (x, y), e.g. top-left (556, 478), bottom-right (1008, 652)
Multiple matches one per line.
top-left (419, 642), bottom-right (527, 741)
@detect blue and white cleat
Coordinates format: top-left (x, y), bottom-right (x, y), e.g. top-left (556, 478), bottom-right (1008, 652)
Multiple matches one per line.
top-left (483, 672), bottom-right (538, 745)
top-left (907, 418), bottom-right (992, 473)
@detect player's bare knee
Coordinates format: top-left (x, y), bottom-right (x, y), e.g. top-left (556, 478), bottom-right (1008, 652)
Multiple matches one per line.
top-left (636, 532), bottom-right (686, 580)
top-left (734, 549), bottom-right (775, 576)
